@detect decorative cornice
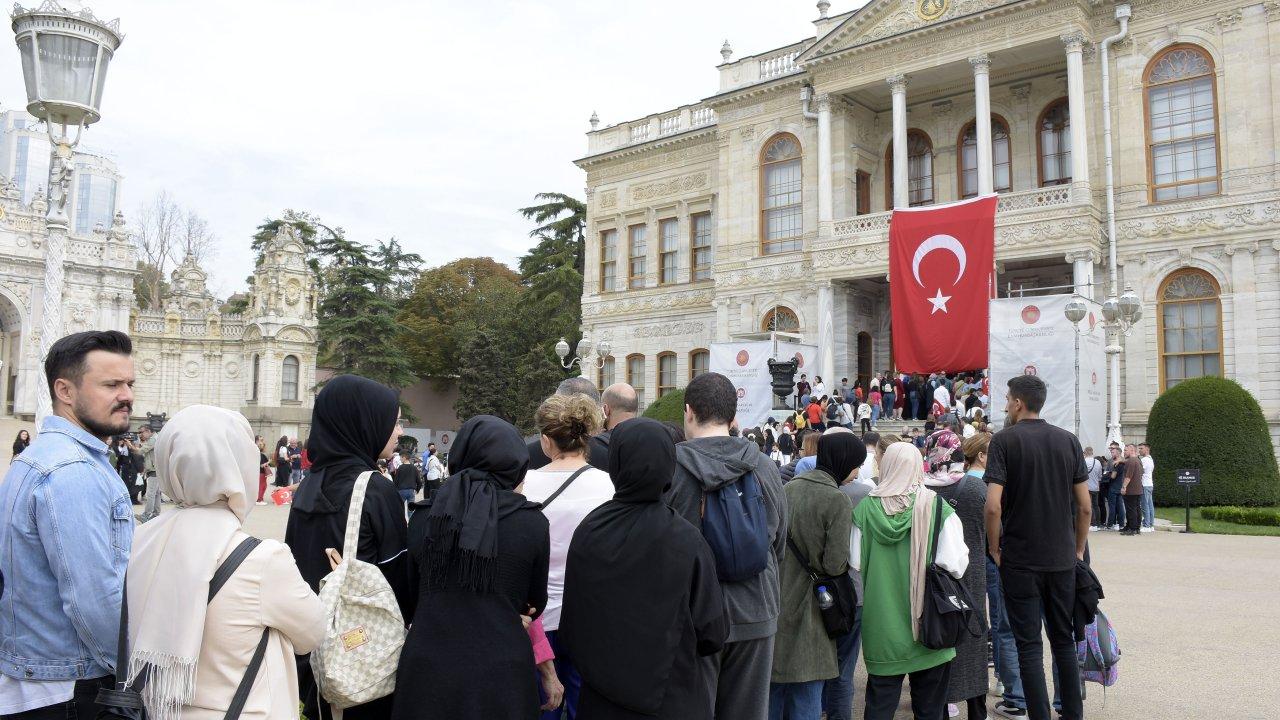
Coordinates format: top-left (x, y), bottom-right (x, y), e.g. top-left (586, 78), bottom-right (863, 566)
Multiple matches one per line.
top-left (575, 126), bottom-right (717, 169)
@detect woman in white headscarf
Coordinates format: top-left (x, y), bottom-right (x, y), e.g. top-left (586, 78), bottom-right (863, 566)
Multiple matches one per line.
top-left (125, 405), bottom-right (325, 720)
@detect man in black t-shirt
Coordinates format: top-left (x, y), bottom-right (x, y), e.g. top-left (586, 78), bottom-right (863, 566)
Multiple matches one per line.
top-left (984, 375), bottom-right (1091, 720)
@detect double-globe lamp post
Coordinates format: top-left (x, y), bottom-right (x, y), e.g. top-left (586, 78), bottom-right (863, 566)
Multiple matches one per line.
top-left (555, 336), bottom-right (610, 381)
top-left (1065, 287), bottom-right (1142, 445)
top-left (11, 1), bottom-right (123, 429)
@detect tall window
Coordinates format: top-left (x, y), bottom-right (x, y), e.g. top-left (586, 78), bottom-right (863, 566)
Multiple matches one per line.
top-left (885, 130), bottom-right (935, 207)
top-left (627, 354), bottom-right (646, 408)
top-left (628, 225), bottom-right (647, 289)
top-left (598, 355), bottom-right (615, 389)
top-left (657, 353), bottom-right (677, 398)
top-left (959, 116), bottom-right (1012, 198)
top-left (691, 213), bottom-right (713, 281)
top-left (599, 229), bottom-right (617, 292)
top-left (1038, 98), bottom-right (1071, 186)
top-left (855, 170), bottom-right (871, 215)
top-left (690, 349), bottom-right (709, 380)
top-left (658, 218), bottom-right (678, 285)
top-left (282, 355), bottom-right (300, 401)
top-left (1159, 269), bottom-right (1222, 391)
top-left (250, 354), bottom-right (260, 401)
top-left (1145, 45), bottom-right (1219, 201)
top-left (761, 134), bottom-right (803, 255)
top-left (762, 306), bottom-right (800, 333)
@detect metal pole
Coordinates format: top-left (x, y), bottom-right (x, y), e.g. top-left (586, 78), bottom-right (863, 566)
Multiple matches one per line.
top-left (34, 121), bottom-right (75, 431)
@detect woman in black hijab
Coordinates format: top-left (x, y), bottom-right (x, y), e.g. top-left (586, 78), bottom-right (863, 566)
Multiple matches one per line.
top-left (391, 415), bottom-right (550, 720)
top-left (560, 418), bottom-right (729, 720)
top-left (286, 375), bottom-right (410, 720)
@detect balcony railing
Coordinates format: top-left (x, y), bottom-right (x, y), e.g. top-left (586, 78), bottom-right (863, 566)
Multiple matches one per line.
top-left (759, 51), bottom-right (799, 80)
top-left (691, 107), bottom-right (716, 127)
top-left (585, 103), bottom-right (718, 156)
top-left (832, 186), bottom-right (1077, 241)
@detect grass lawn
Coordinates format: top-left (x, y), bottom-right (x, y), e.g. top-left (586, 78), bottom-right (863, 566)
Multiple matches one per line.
top-left (1155, 506), bottom-right (1280, 537)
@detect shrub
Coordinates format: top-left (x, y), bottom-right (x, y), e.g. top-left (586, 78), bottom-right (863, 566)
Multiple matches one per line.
top-left (1200, 506), bottom-right (1280, 527)
top-left (641, 388), bottom-right (685, 427)
top-left (1146, 377), bottom-right (1280, 507)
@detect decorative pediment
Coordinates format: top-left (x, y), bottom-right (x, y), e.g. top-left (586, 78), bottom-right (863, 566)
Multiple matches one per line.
top-left (799, 0), bottom-right (1019, 63)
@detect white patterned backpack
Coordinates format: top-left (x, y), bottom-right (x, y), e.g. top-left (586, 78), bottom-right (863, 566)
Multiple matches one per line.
top-left (312, 471), bottom-right (406, 709)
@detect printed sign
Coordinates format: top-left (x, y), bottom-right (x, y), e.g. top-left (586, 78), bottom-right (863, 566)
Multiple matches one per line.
top-left (710, 341), bottom-right (817, 430)
top-left (1176, 468), bottom-right (1201, 486)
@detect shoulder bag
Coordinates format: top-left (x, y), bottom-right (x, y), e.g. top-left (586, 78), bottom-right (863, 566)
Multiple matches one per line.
top-left (786, 534), bottom-right (857, 638)
top-left (919, 496), bottom-right (985, 650)
top-left (538, 466), bottom-right (592, 511)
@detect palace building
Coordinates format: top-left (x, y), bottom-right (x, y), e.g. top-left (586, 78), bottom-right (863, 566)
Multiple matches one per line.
top-left (574, 0), bottom-right (1280, 451)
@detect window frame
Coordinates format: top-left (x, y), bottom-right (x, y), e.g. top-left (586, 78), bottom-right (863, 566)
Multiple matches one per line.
top-left (599, 228), bottom-right (618, 293)
top-left (759, 133), bottom-right (804, 256)
top-left (626, 353), bottom-right (647, 407)
top-left (1143, 44), bottom-right (1221, 204)
top-left (1036, 97), bottom-right (1072, 188)
top-left (281, 354), bottom-right (300, 402)
top-left (761, 306), bottom-right (800, 333)
top-left (627, 224), bottom-right (647, 290)
top-left (656, 352), bottom-right (677, 398)
top-left (1156, 268), bottom-right (1224, 392)
top-left (690, 212), bottom-right (713, 282)
top-left (957, 114), bottom-right (1013, 198)
top-left (658, 217), bottom-right (679, 286)
top-left (598, 355), bottom-right (615, 390)
top-left (689, 348), bottom-right (709, 381)
top-left (885, 129), bottom-right (936, 208)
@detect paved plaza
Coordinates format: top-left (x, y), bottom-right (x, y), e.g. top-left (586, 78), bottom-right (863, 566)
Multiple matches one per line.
top-left (235, 502), bottom-right (1280, 720)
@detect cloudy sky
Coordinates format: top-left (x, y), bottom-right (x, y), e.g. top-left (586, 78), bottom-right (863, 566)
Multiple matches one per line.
top-left (0, 0), bottom-right (867, 298)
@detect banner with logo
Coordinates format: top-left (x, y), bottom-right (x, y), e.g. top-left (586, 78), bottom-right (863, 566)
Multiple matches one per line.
top-left (989, 294), bottom-right (1106, 451)
top-left (710, 341), bottom-right (818, 429)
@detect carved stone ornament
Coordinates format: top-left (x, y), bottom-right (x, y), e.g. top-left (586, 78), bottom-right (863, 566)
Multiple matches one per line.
top-left (582, 289), bottom-right (714, 318)
top-left (1117, 201), bottom-right (1280, 241)
top-left (632, 321), bottom-right (708, 338)
top-left (630, 173), bottom-right (710, 203)
top-left (599, 189), bottom-right (617, 210)
top-left (140, 357), bottom-right (158, 376)
top-left (285, 279), bottom-right (303, 306)
top-left (183, 360), bottom-right (201, 378)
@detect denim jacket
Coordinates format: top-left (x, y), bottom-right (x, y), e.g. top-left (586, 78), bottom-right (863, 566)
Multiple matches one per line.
top-left (0, 415), bottom-right (132, 681)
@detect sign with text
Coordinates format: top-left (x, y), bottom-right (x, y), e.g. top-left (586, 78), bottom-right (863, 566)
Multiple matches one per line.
top-left (1176, 468), bottom-right (1201, 486)
top-left (710, 341), bottom-right (817, 430)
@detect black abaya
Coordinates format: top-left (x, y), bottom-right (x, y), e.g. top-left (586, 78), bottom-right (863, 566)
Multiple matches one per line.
top-left (560, 418), bottom-right (729, 719)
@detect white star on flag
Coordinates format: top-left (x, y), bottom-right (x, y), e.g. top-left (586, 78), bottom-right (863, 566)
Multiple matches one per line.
top-left (928, 288), bottom-right (951, 314)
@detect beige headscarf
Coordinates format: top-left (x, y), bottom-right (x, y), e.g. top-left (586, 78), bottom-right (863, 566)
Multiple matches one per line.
top-left (125, 405), bottom-right (260, 720)
top-left (870, 442), bottom-right (938, 640)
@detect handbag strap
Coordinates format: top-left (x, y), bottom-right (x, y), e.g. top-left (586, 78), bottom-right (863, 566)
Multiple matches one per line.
top-left (539, 466), bottom-right (591, 510)
top-left (209, 537), bottom-right (262, 602)
top-left (929, 495), bottom-right (945, 565)
top-left (208, 536), bottom-right (268, 720)
top-left (342, 472), bottom-right (375, 560)
top-left (785, 534), bottom-right (820, 582)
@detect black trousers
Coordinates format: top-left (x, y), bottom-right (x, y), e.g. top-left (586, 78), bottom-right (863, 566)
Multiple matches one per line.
top-left (1088, 491), bottom-right (1101, 527)
top-left (863, 661), bottom-right (951, 720)
top-left (860, 419), bottom-right (872, 433)
top-left (1124, 494), bottom-right (1142, 533)
top-left (1, 676), bottom-right (112, 720)
top-left (1000, 567), bottom-right (1082, 720)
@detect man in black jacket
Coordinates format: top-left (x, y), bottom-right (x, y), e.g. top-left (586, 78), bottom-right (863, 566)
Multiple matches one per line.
top-left (393, 451), bottom-right (421, 507)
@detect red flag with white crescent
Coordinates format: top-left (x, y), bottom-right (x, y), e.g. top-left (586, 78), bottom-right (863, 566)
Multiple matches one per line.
top-left (889, 195), bottom-right (997, 373)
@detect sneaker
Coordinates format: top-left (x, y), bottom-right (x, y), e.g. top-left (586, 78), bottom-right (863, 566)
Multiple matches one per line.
top-left (995, 680), bottom-right (1005, 697)
top-left (1141, 526), bottom-right (1154, 533)
top-left (1089, 526), bottom-right (1098, 532)
top-left (994, 702), bottom-right (1027, 718)
top-left (255, 500), bottom-right (267, 506)
top-left (1109, 524), bottom-right (1120, 531)
top-left (948, 704), bottom-right (960, 718)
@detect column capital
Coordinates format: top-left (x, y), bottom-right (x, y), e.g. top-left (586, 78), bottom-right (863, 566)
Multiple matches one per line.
top-left (968, 54), bottom-right (991, 73)
top-left (1065, 249), bottom-right (1101, 264)
top-left (886, 74), bottom-right (908, 93)
top-left (815, 93), bottom-right (832, 113)
top-left (1060, 30), bottom-right (1087, 52)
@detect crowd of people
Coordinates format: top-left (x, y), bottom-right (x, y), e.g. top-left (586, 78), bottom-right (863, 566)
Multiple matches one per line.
top-left (0, 329), bottom-right (1111, 720)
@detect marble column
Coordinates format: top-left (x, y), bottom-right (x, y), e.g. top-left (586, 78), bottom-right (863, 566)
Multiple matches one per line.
top-left (970, 54), bottom-right (994, 196)
top-left (1062, 31), bottom-right (1091, 191)
top-left (817, 93), bottom-right (834, 223)
top-left (817, 281), bottom-right (836, 386)
top-left (1067, 250), bottom-right (1098, 297)
top-left (887, 74), bottom-right (909, 208)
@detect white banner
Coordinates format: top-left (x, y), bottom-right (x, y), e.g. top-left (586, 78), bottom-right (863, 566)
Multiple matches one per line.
top-left (710, 341), bottom-right (817, 429)
top-left (989, 295), bottom-right (1106, 448)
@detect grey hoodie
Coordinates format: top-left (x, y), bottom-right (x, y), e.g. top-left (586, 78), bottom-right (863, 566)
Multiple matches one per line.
top-left (667, 435), bottom-right (788, 643)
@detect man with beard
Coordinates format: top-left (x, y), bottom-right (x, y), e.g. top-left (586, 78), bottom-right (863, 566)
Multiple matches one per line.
top-left (0, 331), bottom-right (137, 718)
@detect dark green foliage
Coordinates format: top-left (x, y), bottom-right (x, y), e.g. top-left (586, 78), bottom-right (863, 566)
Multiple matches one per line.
top-left (642, 389), bottom-right (686, 427)
top-left (517, 193), bottom-right (586, 344)
top-left (1199, 506), bottom-right (1280, 527)
top-left (1147, 376), bottom-right (1280, 507)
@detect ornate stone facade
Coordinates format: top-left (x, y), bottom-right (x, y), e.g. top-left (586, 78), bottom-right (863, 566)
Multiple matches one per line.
top-left (576, 0), bottom-right (1280, 457)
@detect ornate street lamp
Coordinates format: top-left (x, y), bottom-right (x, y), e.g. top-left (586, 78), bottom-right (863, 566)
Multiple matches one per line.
top-left (555, 335), bottom-right (610, 381)
top-left (12, 1), bottom-right (123, 428)
top-left (1072, 284), bottom-right (1143, 444)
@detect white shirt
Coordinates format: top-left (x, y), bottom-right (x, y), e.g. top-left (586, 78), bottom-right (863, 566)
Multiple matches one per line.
top-left (0, 677), bottom-right (73, 715)
top-left (857, 404), bottom-right (872, 420)
top-left (814, 382), bottom-right (827, 397)
top-left (425, 454), bottom-right (445, 481)
top-left (962, 423), bottom-right (977, 439)
top-left (521, 465), bottom-right (615, 631)
top-left (1141, 455), bottom-right (1155, 487)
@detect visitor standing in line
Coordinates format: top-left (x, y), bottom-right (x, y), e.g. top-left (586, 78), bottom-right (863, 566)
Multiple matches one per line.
top-left (255, 435), bottom-right (269, 505)
top-left (1084, 447), bottom-right (1103, 531)
top-left (393, 450), bottom-right (422, 507)
top-left (0, 330), bottom-right (136, 719)
top-left (984, 375), bottom-right (1090, 720)
top-left (1104, 444), bottom-right (1126, 531)
top-left (1138, 442), bottom-right (1155, 532)
top-left (274, 436), bottom-right (292, 488)
top-left (136, 425), bottom-right (161, 522)
top-left (1121, 444), bottom-right (1144, 537)
top-left (820, 430), bottom-right (870, 720)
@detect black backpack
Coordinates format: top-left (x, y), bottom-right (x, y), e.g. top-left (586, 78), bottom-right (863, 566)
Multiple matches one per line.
top-left (919, 496), bottom-right (986, 650)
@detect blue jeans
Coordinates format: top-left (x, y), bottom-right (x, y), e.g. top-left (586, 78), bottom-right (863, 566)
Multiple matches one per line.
top-left (1108, 492), bottom-right (1126, 527)
top-left (871, 403), bottom-right (881, 424)
top-left (398, 488), bottom-right (415, 505)
top-left (821, 607), bottom-right (862, 720)
top-left (882, 392), bottom-right (895, 418)
top-left (538, 630), bottom-right (581, 719)
top-left (769, 680), bottom-right (824, 720)
top-left (1142, 486), bottom-right (1155, 528)
top-left (986, 557), bottom-right (1026, 709)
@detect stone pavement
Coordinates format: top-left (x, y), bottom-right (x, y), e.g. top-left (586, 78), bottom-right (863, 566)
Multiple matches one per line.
top-left (235, 502), bottom-right (1279, 719)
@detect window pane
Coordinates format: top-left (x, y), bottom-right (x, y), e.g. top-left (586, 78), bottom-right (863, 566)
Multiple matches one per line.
top-left (1203, 354), bottom-right (1221, 376)
top-left (1165, 356), bottom-right (1183, 383)
top-left (1184, 354), bottom-right (1203, 378)
top-left (691, 351), bottom-right (709, 378)
top-left (1181, 327), bottom-right (1201, 352)
top-left (1163, 329), bottom-right (1182, 353)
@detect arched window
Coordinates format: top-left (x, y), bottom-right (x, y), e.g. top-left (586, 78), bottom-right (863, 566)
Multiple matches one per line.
top-left (598, 355), bottom-right (615, 390)
top-left (282, 355), bottom-right (300, 401)
top-left (1038, 98), bottom-right (1071, 187)
top-left (959, 115), bottom-right (1012, 198)
top-left (762, 306), bottom-right (800, 333)
top-left (250, 354), bottom-right (260, 401)
top-left (1145, 45), bottom-right (1219, 201)
top-left (760, 134), bottom-right (803, 255)
top-left (1158, 269), bottom-right (1222, 391)
top-left (657, 352), bottom-right (677, 398)
top-left (690, 349), bottom-right (709, 380)
top-left (627, 354), bottom-right (647, 408)
top-left (885, 130), bottom-right (935, 207)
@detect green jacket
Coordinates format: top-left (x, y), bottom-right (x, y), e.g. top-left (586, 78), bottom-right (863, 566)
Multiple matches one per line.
top-left (853, 494), bottom-right (956, 676)
top-left (771, 468), bottom-right (853, 683)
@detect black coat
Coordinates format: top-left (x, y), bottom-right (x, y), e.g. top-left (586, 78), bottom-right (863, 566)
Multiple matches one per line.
top-left (933, 477), bottom-right (990, 702)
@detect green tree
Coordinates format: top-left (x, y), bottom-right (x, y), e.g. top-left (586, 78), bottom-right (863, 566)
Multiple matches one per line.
top-left (517, 193), bottom-right (586, 342)
top-left (371, 237), bottom-right (424, 300)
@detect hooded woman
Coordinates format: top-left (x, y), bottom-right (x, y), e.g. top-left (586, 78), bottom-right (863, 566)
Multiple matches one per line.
top-left (125, 405), bottom-right (324, 720)
top-left (922, 430), bottom-right (990, 718)
top-left (560, 418), bottom-right (728, 720)
top-left (286, 375), bottom-right (410, 720)
top-left (391, 415), bottom-right (551, 720)
top-left (853, 442), bottom-right (969, 720)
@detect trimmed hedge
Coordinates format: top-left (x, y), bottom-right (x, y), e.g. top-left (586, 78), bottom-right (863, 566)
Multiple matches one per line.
top-left (1200, 506), bottom-right (1280, 527)
top-left (1147, 376), bottom-right (1280, 507)
top-left (641, 388), bottom-right (685, 427)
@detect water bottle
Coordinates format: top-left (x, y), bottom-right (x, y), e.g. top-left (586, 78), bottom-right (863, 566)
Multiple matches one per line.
top-left (816, 585), bottom-right (834, 610)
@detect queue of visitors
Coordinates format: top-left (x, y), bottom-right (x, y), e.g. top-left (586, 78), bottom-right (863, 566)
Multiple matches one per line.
top-left (0, 329), bottom-right (1113, 720)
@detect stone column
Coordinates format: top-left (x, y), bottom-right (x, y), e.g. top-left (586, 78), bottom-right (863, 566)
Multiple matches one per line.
top-left (817, 281), bottom-right (836, 385)
top-left (1062, 31), bottom-right (1091, 192)
top-left (1067, 250), bottom-right (1098, 297)
top-left (970, 54), bottom-right (994, 196)
top-left (817, 93), bottom-right (834, 223)
top-left (714, 297), bottom-right (730, 342)
top-left (1227, 243), bottom-right (1261, 397)
top-left (887, 74), bottom-right (909, 208)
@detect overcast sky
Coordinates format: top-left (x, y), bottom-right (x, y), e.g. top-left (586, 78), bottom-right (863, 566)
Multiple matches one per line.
top-left (0, 0), bottom-right (868, 298)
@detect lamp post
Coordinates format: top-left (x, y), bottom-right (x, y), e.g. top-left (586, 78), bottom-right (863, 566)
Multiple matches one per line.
top-left (1067, 287), bottom-right (1142, 445)
top-left (555, 336), bottom-right (610, 382)
top-left (11, 1), bottom-right (123, 429)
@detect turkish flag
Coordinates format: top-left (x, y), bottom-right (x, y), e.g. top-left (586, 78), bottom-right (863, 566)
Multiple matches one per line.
top-left (889, 195), bottom-right (997, 373)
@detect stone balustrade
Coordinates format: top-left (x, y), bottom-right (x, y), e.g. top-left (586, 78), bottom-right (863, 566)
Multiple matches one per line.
top-left (585, 103), bottom-right (718, 156)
